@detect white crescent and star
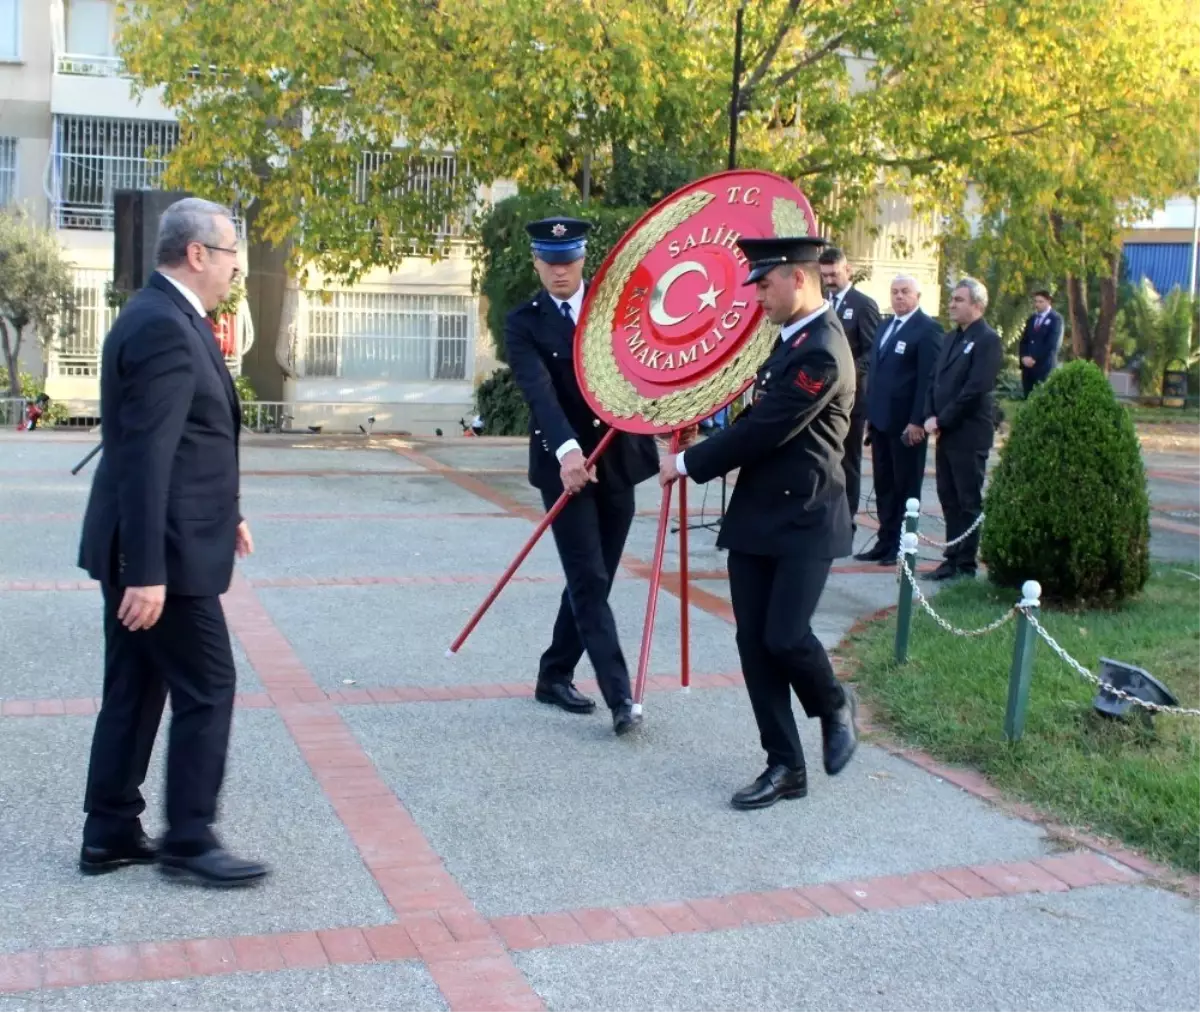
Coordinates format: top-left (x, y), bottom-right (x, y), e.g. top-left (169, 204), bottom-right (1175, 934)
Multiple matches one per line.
top-left (649, 261), bottom-right (723, 327)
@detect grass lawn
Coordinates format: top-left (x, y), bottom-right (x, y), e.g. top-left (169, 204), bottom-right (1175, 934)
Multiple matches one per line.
top-left (842, 566), bottom-right (1200, 872)
top-left (999, 396), bottom-right (1200, 429)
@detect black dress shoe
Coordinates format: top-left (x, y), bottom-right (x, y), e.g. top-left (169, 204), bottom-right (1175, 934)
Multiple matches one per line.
top-left (877, 553), bottom-right (899, 566)
top-left (612, 701), bottom-right (642, 736)
top-left (159, 847), bottom-right (269, 888)
top-left (534, 681), bottom-right (596, 714)
top-left (924, 561), bottom-right (959, 581)
top-left (730, 765), bottom-right (808, 810)
top-left (79, 832), bottom-right (157, 875)
top-left (854, 544), bottom-right (888, 562)
top-left (821, 690), bottom-right (858, 776)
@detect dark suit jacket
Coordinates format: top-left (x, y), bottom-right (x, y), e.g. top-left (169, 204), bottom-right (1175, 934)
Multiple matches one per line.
top-left (924, 317), bottom-right (1003, 448)
top-left (1018, 309), bottom-right (1063, 382)
top-left (866, 308), bottom-right (943, 435)
top-left (832, 285), bottom-right (881, 409)
top-left (79, 272), bottom-right (243, 597)
top-left (505, 283), bottom-right (659, 496)
top-left (683, 307), bottom-right (855, 558)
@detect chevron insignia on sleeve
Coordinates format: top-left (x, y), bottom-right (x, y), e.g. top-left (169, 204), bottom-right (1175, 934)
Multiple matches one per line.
top-left (793, 368), bottom-right (826, 395)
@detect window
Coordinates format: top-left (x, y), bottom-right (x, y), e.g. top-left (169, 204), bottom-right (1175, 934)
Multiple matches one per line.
top-left (52, 268), bottom-right (118, 378)
top-left (51, 115), bottom-right (179, 230)
top-left (0, 0), bottom-right (18, 60)
top-left (302, 291), bottom-right (474, 382)
top-left (65, 0), bottom-right (116, 56)
top-left (354, 151), bottom-right (468, 238)
top-left (0, 137), bottom-right (15, 206)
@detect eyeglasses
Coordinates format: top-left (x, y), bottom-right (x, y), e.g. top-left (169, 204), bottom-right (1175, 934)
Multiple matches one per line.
top-left (203, 243), bottom-right (239, 256)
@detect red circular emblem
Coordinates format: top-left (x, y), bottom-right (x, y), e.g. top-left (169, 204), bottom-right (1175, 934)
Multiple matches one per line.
top-left (575, 169), bottom-right (817, 434)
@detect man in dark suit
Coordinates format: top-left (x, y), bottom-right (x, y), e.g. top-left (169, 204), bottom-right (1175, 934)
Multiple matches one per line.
top-left (818, 246), bottom-right (880, 535)
top-left (855, 275), bottom-right (943, 565)
top-left (923, 277), bottom-right (1003, 581)
top-left (78, 197), bottom-right (267, 888)
top-left (659, 235), bottom-right (858, 810)
top-left (505, 217), bottom-right (660, 736)
top-left (1018, 289), bottom-right (1063, 395)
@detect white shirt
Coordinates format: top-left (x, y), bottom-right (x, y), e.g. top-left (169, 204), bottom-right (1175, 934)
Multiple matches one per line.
top-left (879, 310), bottom-right (914, 351)
top-left (676, 302), bottom-right (831, 476)
top-left (553, 284), bottom-right (589, 462)
top-left (832, 284), bottom-right (852, 312)
top-left (160, 271), bottom-right (207, 319)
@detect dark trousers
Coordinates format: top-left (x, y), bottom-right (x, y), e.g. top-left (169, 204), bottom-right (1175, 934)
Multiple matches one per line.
top-left (1021, 370), bottom-right (1048, 397)
top-left (843, 407), bottom-right (866, 527)
top-left (934, 433), bottom-right (989, 570)
top-left (83, 586), bottom-right (236, 855)
top-left (538, 485), bottom-right (636, 711)
top-left (727, 551), bottom-right (846, 770)
top-left (869, 423), bottom-right (929, 552)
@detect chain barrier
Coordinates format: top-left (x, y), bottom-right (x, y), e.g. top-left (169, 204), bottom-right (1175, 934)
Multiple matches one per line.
top-left (1018, 607), bottom-right (1200, 717)
top-left (898, 554), bottom-right (1016, 637)
top-left (917, 511), bottom-right (985, 549)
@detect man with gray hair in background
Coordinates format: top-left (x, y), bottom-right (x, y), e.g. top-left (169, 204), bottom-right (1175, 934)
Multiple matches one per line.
top-left (922, 277), bottom-right (1002, 581)
top-left (78, 197), bottom-right (268, 887)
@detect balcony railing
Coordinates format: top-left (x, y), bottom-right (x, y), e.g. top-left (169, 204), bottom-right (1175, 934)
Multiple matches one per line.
top-left (56, 53), bottom-right (125, 77)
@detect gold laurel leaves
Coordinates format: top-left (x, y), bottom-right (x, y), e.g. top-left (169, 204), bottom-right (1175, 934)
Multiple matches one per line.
top-left (771, 198), bottom-right (809, 236)
top-left (582, 189), bottom-right (780, 428)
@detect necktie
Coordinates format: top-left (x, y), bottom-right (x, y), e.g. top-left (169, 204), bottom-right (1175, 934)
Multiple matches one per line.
top-left (560, 301), bottom-right (573, 324)
top-left (880, 316), bottom-right (901, 352)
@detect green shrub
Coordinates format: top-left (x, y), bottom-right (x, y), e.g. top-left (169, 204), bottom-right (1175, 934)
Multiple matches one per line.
top-left (980, 360), bottom-right (1150, 605)
top-left (474, 367), bottom-right (530, 436)
top-left (474, 190), bottom-right (645, 363)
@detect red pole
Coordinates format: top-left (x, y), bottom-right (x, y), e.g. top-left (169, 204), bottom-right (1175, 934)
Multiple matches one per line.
top-left (679, 463), bottom-right (690, 690)
top-left (446, 429), bottom-right (616, 656)
top-left (632, 432), bottom-right (680, 708)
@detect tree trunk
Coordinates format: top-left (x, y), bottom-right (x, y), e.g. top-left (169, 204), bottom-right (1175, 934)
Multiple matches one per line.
top-left (2, 320), bottom-right (22, 398)
top-left (1066, 273), bottom-right (1091, 360)
top-left (1091, 252), bottom-right (1120, 373)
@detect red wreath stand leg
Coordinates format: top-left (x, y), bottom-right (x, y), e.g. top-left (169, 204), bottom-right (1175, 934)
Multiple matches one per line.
top-left (447, 428), bottom-right (693, 711)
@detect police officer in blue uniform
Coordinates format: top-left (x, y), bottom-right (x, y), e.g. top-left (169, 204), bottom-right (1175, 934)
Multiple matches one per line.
top-left (659, 235), bottom-right (859, 809)
top-left (505, 217), bottom-right (660, 736)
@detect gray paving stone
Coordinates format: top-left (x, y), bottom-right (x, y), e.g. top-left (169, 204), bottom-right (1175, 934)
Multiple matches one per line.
top-left (237, 473), bottom-right (506, 516)
top-left (0, 590), bottom-right (264, 699)
top-left (24, 961), bottom-right (446, 1011)
top-left (238, 514), bottom-right (563, 581)
top-left (238, 446), bottom-right (426, 472)
top-left (257, 579), bottom-right (741, 690)
top-left (514, 884), bottom-right (1200, 1012)
top-left (343, 690), bottom-right (1053, 918)
top-left (0, 710), bottom-right (391, 954)
top-left (0, 517), bottom-right (89, 580)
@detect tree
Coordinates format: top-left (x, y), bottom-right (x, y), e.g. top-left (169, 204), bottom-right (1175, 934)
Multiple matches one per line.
top-left (116, 0), bottom-right (1198, 380)
top-left (1113, 280), bottom-right (1199, 396)
top-left (0, 210), bottom-right (76, 400)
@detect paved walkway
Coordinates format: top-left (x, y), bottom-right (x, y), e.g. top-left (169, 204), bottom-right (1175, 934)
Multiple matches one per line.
top-left (0, 431), bottom-right (1197, 1011)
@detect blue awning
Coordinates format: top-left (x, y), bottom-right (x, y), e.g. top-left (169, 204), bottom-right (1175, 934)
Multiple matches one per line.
top-left (1122, 242), bottom-right (1197, 296)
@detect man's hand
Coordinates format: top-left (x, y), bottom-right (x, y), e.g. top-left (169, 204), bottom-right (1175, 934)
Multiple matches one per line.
top-left (118, 585), bottom-right (166, 631)
top-left (924, 415), bottom-right (939, 435)
top-left (236, 521), bottom-right (254, 558)
top-left (1021, 355), bottom-right (1035, 368)
top-left (659, 455), bottom-right (680, 487)
top-left (559, 449), bottom-right (597, 495)
top-left (902, 423), bottom-right (926, 446)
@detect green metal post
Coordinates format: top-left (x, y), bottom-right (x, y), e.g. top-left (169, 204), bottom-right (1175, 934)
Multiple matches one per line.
top-left (1004, 580), bottom-right (1042, 742)
top-left (893, 498), bottom-right (922, 664)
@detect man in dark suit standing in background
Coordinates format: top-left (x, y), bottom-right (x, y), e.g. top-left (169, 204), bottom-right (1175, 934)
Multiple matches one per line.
top-left (855, 274), bottom-right (942, 566)
top-left (505, 217), bottom-right (660, 736)
top-left (1018, 288), bottom-right (1063, 395)
top-left (78, 197), bottom-right (267, 888)
top-left (818, 246), bottom-right (880, 536)
top-left (660, 235), bottom-right (859, 810)
top-left (923, 277), bottom-right (1003, 581)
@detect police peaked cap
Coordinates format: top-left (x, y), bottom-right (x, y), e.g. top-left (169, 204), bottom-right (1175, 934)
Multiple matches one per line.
top-left (737, 235), bottom-right (830, 284)
top-left (526, 217), bottom-right (592, 264)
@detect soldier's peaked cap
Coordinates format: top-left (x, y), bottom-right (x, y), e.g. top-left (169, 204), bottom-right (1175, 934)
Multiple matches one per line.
top-left (737, 235), bottom-right (829, 285)
top-left (526, 217), bottom-right (592, 264)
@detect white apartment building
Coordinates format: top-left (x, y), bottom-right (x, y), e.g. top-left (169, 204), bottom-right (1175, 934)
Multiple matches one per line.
top-left (0, 0), bottom-right (501, 433)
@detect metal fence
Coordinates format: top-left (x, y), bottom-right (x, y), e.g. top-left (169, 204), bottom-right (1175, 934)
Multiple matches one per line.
top-left (55, 53), bottom-right (124, 77)
top-left (355, 150), bottom-right (468, 239)
top-left (300, 291), bottom-right (473, 383)
top-left (50, 115), bottom-right (180, 231)
top-left (48, 268), bottom-right (118, 379)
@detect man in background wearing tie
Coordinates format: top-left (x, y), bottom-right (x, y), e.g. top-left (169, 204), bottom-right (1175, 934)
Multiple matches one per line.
top-left (1018, 289), bottom-right (1063, 396)
top-left (817, 247), bottom-right (880, 537)
top-left (855, 275), bottom-right (942, 566)
top-left (505, 217), bottom-right (660, 736)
